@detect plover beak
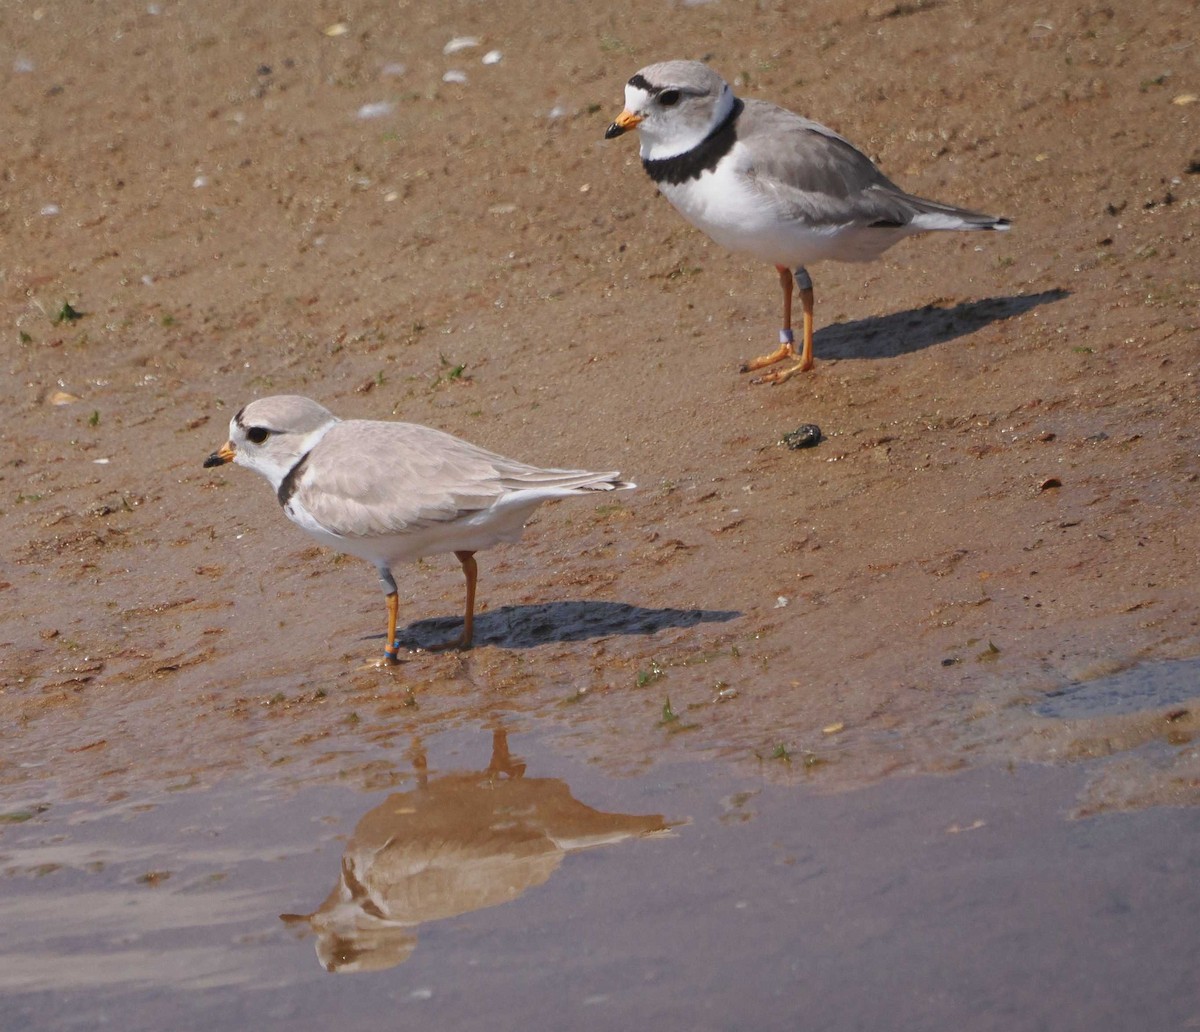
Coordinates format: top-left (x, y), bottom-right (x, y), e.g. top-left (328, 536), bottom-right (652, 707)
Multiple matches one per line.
top-left (604, 110), bottom-right (642, 139)
top-left (203, 441), bottom-right (236, 468)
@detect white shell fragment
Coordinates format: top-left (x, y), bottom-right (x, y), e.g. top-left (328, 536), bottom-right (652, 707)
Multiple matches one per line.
top-left (442, 70), bottom-right (468, 84)
top-left (482, 50), bottom-right (502, 66)
top-left (443, 36), bottom-right (479, 55)
top-left (356, 102), bottom-right (395, 120)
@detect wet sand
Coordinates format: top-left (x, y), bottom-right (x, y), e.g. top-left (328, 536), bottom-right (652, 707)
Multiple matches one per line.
top-left (3, 0), bottom-right (1198, 808)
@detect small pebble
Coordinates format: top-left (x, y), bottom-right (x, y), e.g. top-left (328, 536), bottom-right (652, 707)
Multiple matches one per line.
top-left (442, 70), bottom-right (468, 84)
top-left (782, 424), bottom-right (822, 449)
top-left (482, 50), bottom-right (502, 65)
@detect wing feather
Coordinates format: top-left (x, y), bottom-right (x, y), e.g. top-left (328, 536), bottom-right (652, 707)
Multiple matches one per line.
top-left (293, 420), bottom-right (626, 538)
top-left (738, 100), bottom-right (1001, 230)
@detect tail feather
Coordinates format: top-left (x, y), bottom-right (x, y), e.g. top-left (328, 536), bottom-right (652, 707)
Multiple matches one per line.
top-left (888, 188), bottom-right (1010, 232)
top-left (498, 468), bottom-right (635, 493)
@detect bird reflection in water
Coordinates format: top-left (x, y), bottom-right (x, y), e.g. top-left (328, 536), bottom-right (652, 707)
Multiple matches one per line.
top-left (281, 729), bottom-right (672, 972)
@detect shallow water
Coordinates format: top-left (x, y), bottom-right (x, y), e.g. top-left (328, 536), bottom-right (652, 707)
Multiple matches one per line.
top-left (1034, 656), bottom-right (1200, 719)
top-left (3, 724), bottom-right (1198, 1032)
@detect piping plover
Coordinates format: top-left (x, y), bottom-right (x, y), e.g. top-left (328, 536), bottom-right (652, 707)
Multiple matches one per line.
top-left (204, 395), bottom-right (634, 664)
top-left (605, 60), bottom-right (1011, 383)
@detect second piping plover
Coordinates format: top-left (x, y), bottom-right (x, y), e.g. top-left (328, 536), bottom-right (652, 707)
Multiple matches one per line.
top-left (204, 395), bottom-right (634, 664)
top-left (606, 60), bottom-right (1011, 384)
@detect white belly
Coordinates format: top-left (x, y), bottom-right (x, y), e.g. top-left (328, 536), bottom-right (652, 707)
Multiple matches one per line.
top-left (656, 147), bottom-right (904, 267)
top-left (284, 495), bottom-right (542, 571)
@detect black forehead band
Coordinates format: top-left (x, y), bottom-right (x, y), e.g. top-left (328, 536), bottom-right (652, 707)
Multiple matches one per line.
top-left (233, 406), bottom-right (283, 434)
top-left (628, 73), bottom-right (708, 98)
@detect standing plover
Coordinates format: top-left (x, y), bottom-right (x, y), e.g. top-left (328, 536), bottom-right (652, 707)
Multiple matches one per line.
top-left (204, 395), bottom-right (634, 664)
top-left (606, 60), bottom-right (1010, 383)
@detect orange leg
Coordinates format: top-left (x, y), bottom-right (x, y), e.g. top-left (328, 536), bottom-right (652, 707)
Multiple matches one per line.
top-left (428, 550), bottom-right (478, 651)
top-left (487, 727), bottom-right (526, 779)
top-left (382, 590), bottom-right (401, 664)
top-left (741, 266), bottom-right (798, 373)
top-left (751, 268), bottom-right (816, 385)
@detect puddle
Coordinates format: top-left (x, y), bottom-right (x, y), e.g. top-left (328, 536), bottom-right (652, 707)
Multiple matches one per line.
top-left (3, 726), bottom-right (1199, 1032)
top-left (1034, 657), bottom-right (1200, 719)
top-left (278, 729), bottom-right (674, 973)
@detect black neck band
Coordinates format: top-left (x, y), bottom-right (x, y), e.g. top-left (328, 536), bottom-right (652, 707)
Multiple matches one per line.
top-left (277, 451), bottom-right (310, 507)
top-left (642, 97), bottom-right (743, 186)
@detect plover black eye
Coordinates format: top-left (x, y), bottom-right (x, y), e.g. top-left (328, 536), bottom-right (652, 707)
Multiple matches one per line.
top-left (659, 89), bottom-right (681, 107)
top-left (246, 426), bottom-right (270, 444)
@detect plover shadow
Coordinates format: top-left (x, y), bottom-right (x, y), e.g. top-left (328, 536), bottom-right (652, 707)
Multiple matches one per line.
top-left (387, 600), bottom-right (741, 651)
top-left (816, 288), bottom-right (1069, 361)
